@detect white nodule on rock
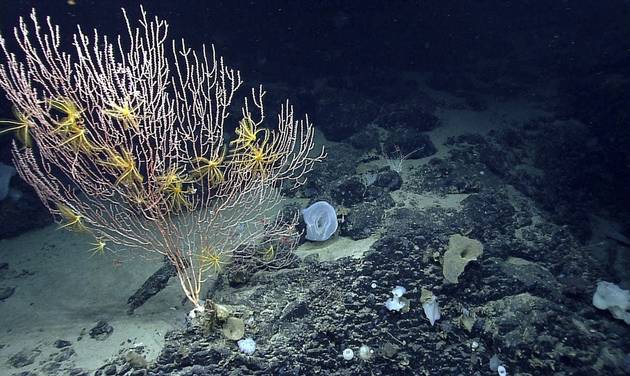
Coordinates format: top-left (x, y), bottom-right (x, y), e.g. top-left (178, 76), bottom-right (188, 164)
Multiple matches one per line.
top-left (391, 286), bottom-right (406, 298)
top-left (237, 337), bottom-right (256, 355)
top-left (358, 345), bottom-right (373, 360)
top-left (342, 348), bottom-right (354, 360)
top-left (497, 365), bottom-right (507, 376)
top-left (385, 296), bottom-right (406, 312)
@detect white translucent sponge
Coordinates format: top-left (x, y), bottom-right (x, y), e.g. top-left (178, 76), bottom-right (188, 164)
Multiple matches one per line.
top-left (592, 281), bottom-right (630, 324)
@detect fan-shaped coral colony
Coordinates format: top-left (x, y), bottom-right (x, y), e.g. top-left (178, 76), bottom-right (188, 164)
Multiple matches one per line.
top-left (0, 7), bottom-right (325, 315)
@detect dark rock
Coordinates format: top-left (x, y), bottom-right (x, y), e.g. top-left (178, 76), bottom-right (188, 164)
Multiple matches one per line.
top-left (127, 258), bottom-right (177, 314)
top-left (361, 185), bottom-right (388, 202)
top-left (499, 258), bottom-right (561, 298)
top-left (53, 339), bottom-right (72, 348)
top-left (40, 360), bottom-right (61, 374)
top-left (340, 200), bottom-right (389, 240)
top-left (383, 128), bottom-right (437, 159)
top-left (100, 364), bottom-right (117, 375)
top-left (378, 106), bottom-right (440, 132)
top-left (191, 349), bottom-right (212, 364)
top-left (0, 286), bottom-right (15, 300)
top-left (187, 364), bottom-right (212, 375)
top-left (227, 268), bottom-right (252, 287)
top-left (461, 191), bottom-right (516, 241)
top-left (8, 348), bottom-right (41, 368)
top-left (68, 368), bottom-right (88, 376)
top-left (280, 300), bottom-right (309, 321)
top-left (330, 176), bottom-right (365, 206)
top-left (89, 320), bottom-right (113, 340)
top-left (476, 292), bottom-right (593, 373)
top-left (559, 275), bottom-right (590, 298)
top-left (373, 169), bottom-right (402, 191)
top-left (300, 144), bottom-right (360, 199)
top-left (408, 156), bottom-right (484, 195)
top-left (0, 182), bottom-right (52, 239)
top-left (346, 126), bottom-right (381, 151)
top-left (54, 347), bottom-right (76, 362)
top-left (117, 363), bottom-right (132, 375)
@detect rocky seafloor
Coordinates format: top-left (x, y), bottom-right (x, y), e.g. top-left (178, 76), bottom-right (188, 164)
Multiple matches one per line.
top-left (5, 72), bottom-right (630, 375)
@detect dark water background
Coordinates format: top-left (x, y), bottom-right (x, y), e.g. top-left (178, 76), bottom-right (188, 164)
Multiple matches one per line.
top-left (1, 0), bottom-right (629, 215)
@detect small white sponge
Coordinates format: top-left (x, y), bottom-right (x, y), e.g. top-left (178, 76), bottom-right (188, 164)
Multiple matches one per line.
top-left (237, 337), bottom-right (256, 355)
top-left (592, 281), bottom-right (630, 324)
